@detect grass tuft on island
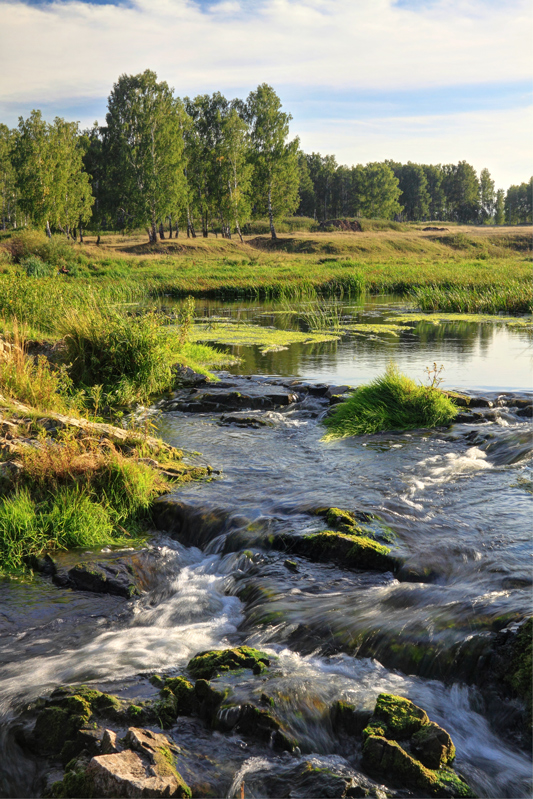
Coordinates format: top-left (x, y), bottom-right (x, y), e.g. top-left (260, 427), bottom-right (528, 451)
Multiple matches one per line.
top-left (322, 364), bottom-right (458, 439)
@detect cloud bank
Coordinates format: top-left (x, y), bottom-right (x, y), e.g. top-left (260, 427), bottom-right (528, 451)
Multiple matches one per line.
top-left (0, 0), bottom-right (531, 187)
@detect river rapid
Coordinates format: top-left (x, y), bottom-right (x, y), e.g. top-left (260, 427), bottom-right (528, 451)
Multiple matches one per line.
top-left (0, 297), bottom-right (531, 798)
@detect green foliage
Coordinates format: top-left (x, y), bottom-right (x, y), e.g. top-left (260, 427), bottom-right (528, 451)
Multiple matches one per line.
top-left (0, 440), bottom-right (169, 573)
top-left (21, 254), bottom-right (51, 277)
top-left (323, 363), bottom-right (458, 439)
top-left (13, 111), bottom-right (93, 234)
top-left (61, 309), bottom-right (177, 403)
top-left (104, 70), bottom-right (187, 240)
top-left (412, 283), bottom-right (533, 314)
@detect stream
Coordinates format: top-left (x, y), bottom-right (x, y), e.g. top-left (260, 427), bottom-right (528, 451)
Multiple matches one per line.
top-left (0, 296), bottom-right (531, 798)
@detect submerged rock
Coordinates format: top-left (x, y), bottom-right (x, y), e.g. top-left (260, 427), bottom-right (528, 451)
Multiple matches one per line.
top-left (272, 531), bottom-right (397, 573)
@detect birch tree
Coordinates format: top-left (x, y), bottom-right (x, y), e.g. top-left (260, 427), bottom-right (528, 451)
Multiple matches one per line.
top-left (103, 70), bottom-right (187, 242)
top-left (246, 84), bottom-right (299, 239)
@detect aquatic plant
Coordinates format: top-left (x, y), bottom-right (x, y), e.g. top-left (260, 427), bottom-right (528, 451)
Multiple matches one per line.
top-left (191, 320), bottom-right (340, 354)
top-left (412, 283), bottom-right (533, 315)
top-left (322, 363), bottom-right (458, 439)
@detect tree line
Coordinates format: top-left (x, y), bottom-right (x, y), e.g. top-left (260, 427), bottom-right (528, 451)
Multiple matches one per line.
top-left (0, 70), bottom-right (531, 241)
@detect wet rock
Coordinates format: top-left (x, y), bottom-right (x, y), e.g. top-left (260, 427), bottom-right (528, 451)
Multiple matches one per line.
top-left (364, 693), bottom-right (429, 740)
top-left (516, 404), bottom-right (533, 418)
top-left (219, 413), bottom-right (274, 428)
top-left (272, 531), bottom-right (397, 573)
top-left (164, 677), bottom-right (197, 715)
top-left (361, 694), bottom-right (475, 797)
top-left (284, 558), bottom-right (299, 572)
top-left (331, 701), bottom-right (372, 737)
top-left (187, 646), bottom-right (270, 680)
top-left (234, 703), bottom-right (298, 752)
top-left (24, 552), bottom-right (57, 576)
top-left (172, 365), bottom-right (208, 387)
top-left (468, 397), bottom-right (493, 408)
top-left (326, 385), bottom-right (353, 399)
top-left (194, 678), bottom-right (228, 723)
top-left (53, 560), bottom-right (141, 599)
top-left (411, 721), bottom-right (455, 769)
top-left (169, 386), bottom-right (299, 413)
top-left (34, 695), bottom-right (92, 756)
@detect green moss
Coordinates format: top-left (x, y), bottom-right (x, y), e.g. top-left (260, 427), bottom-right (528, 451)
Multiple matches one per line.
top-left (187, 646), bottom-right (271, 680)
top-left (435, 769), bottom-right (476, 798)
top-left (506, 617), bottom-right (533, 720)
top-left (34, 696), bottom-right (92, 755)
top-left (411, 721), bottom-right (456, 769)
top-left (369, 693), bottom-right (429, 739)
top-left (50, 767), bottom-right (95, 799)
top-left (164, 677), bottom-right (197, 715)
top-left (322, 507), bottom-right (362, 534)
top-left (301, 531), bottom-right (396, 572)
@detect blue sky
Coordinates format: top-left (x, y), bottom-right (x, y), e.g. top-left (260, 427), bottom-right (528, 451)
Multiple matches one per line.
top-left (1, 0), bottom-right (531, 188)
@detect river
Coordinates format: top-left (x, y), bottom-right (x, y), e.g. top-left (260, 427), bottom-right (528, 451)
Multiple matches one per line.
top-left (0, 296), bottom-right (531, 798)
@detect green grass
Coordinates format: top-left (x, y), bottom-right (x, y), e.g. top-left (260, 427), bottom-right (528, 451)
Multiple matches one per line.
top-left (322, 364), bottom-right (458, 439)
top-left (0, 436), bottom-right (170, 573)
top-left (411, 283), bottom-right (533, 314)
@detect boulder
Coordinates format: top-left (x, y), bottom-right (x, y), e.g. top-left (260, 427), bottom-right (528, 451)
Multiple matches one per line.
top-left (53, 560), bottom-right (141, 599)
top-left (411, 721), bottom-right (455, 769)
top-left (187, 646), bottom-right (270, 680)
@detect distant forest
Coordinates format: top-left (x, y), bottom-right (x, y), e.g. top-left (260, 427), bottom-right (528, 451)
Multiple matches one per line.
top-left (1, 71), bottom-right (532, 241)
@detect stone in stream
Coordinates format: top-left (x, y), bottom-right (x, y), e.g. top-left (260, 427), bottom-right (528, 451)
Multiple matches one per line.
top-left (51, 727), bottom-right (191, 798)
top-left (271, 531), bottom-right (398, 573)
top-left (187, 646), bottom-right (271, 680)
top-left (53, 560), bottom-right (141, 599)
top-left (361, 693), bottom-right (475, 797)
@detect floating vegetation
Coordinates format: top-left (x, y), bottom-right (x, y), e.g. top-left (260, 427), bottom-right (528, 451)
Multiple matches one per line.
top-left (191, 322), bottom-right (340, 355)
top-left (386, 312), bottom-right (533, 329)
top-left (332, 323), bottom-right (403, 337)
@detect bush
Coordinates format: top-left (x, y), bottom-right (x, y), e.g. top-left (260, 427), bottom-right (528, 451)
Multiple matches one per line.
top-left (61, 309), bottom-right (177, 403)
top-left (20, 255), bottom-right (52, 278)
top-left (322, 363), bottom-right (457, 439)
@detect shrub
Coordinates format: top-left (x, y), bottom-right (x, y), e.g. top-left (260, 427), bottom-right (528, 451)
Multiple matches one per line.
top-left (61, 309), bottom-right (177, 403)
top-left (322, 363), bottom-right (457, 439)
top-left (20, 255), bottom-right (52, 278)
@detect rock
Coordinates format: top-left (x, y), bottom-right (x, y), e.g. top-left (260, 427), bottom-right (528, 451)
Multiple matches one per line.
top-left (517, 404), bottom-right (533, 418)
top-left (86, 748), bottom-right (189, 798)
top-left (364, 693), bottom-right (428, 740)
top-left (187, 646), bottom-right (270, 680)
top-left (194, 679), bottom-right (228, 723)
top-left (24, 553), bottom-right (57, 576)
top-left (284, 559), bottom-right (299, 572)
top-left (326, 385), bottom-right (353, 399)
top-left (54, 561), bottom-right (141, 599)
top-left (219, 413), bottom-right (274, 428)
top-left (101, 729), bottom-right (120, 755)
top-left (172, 365), bottom-right (208, 387)
top-left (163, 677), bottom-right (197, 715)
top-left (411, 721), bottom-right (455, 769)
top-left (361, 694), bottom-right (476, 798)
top-left (34, 695), bottom-right (92, 755)
top-left (468, 397), bottom-right (493, 408)
top-left (331, 701), bottom-right (371, 737)
top-left (272, 531), bottom-right (397, 573)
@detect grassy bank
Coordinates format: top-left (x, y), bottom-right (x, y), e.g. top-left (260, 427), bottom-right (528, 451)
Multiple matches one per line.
top-left (0, 228), bottom-right (531, 330)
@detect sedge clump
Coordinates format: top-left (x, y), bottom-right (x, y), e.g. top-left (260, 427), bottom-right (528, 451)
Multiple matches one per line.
top-left (322, 363), bottom-right (457, 440)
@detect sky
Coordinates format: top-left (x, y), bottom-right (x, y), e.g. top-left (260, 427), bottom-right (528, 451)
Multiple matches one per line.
top-left (0, 0), bottom-right (531, 189)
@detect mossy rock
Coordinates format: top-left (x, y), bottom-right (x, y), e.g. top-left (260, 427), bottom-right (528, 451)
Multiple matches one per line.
top-left (187, 646), bottom-right (270, 680)
top-left (164, 677), bottom-right (197, 715)
top-left (300, 531), bottom-right (396, 572)
top-left (411, 721), bottom-right (456, 769)
top-left (50, 765), bottom-right (95, 799)
top-left (364, 693), bottom-right (429, 740)
top-left (330, 700), bottom-right (371, 737)
top-left (505, 617), bottom-right (532, 721)
top-left (194, 679), bottom-right (229, 724)
top-left (362, 736), bottom-right (474, 797)
top-left (34, 697), bottom-right (92, 755)
top-left (317, 507), bottom-right (364, 534)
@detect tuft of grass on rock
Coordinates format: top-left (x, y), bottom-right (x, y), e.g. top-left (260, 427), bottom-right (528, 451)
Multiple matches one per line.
top-left (322, 363), bottom-right (458, 439)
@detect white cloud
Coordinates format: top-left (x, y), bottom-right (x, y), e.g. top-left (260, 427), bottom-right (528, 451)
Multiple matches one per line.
top-left (295, 105), bottom-right (533, 187)
top-left (0, 0), bottom-right (530, 103)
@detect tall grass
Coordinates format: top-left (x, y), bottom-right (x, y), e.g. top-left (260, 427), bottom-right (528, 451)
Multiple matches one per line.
top-left (0, 324), bottom-right (80, 412)
top-left (322, 363), bottom-right (458, 439)
top-left (60, 309), bottom-right (179, 404)
top-left (412, 284), bottom-right (533, 315)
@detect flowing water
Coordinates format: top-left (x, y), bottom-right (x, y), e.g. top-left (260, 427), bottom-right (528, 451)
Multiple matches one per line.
top-left (0, 296), bottom-right (531, 798)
